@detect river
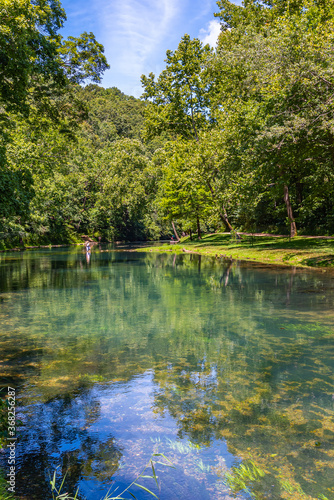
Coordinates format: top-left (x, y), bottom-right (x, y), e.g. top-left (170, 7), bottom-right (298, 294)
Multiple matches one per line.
top-left (0, 246), bottom-right (333, 499)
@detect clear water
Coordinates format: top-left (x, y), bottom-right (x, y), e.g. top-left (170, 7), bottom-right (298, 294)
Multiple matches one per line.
top-left (0, 247), bottom-right (333, 499)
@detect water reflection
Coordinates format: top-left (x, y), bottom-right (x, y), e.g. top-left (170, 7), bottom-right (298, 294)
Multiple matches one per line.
top-left (0, 248), bottom-right (333, 499)
top-left (16, 389), bottom-right (122, 499)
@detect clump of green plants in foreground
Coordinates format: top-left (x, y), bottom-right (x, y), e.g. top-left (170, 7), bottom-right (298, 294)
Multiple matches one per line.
top-left (50, 453), bottom-right (174, 500)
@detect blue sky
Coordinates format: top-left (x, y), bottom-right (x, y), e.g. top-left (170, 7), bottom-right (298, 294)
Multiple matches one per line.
top-left (60, 0), bottom-right (241, 97)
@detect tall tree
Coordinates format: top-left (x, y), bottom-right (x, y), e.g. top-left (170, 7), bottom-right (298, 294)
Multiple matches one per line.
top-left (141, 34), bottom-right (213, 141)
top-left (157, 140), bottom-right (214, 238)
top-left (0, 0), bottom-right (109, 229)
top-left (0, 0), bottom-right (66, 115)
top-left (140, 35), bottom-right (235, 233)
top-left (211, 0), bottom-right (334, 236)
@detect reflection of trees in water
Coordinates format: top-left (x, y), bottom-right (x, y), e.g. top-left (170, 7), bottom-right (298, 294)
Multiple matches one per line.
top-left (0, 250), bottom-right (334, 499)
top-left (151, 333), bottom-right (334, 499)
top-left (12, 390), bottom-right (122, 499)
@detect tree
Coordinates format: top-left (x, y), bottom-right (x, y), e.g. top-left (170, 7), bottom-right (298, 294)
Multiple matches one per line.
top-left (141, 34), bottom-right (213, 141)
top-left (158, 140), bottom-right (214, 239)
top-left (0, 0), bottom-right (109, 116)
top-left (141, 35), bottom-right (235, 234)
top-left (58, 32), bottom-right (109, 85)
top-left (0, 0), bottom-right (110, 231)
top-left (211, 0), bottom-right (334, 236)
top-left (0, 0), bottom-right (66, 115)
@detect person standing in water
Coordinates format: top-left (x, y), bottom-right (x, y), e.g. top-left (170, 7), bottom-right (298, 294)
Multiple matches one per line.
top-left (85, 241), bottom-right (91, 264)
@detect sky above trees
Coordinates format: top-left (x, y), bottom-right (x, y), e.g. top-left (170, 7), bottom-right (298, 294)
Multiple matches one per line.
top-left (59, 0), bottom-right (241, 97)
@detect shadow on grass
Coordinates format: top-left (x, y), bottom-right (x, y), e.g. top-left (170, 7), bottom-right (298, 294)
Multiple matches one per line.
top-left (301, 255), bottom-right (334, 267)
top-left (182, 234), bottom-right (334, 253)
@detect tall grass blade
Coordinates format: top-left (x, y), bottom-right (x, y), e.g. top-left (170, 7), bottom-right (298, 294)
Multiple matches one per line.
top-left (150, 462), bottom-right (159, 489)
top-left (133, 483), bottom-right (159, 499)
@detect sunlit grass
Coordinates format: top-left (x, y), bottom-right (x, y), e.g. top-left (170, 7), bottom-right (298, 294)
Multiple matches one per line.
top-left (137, 233), bottom-right (334, 269)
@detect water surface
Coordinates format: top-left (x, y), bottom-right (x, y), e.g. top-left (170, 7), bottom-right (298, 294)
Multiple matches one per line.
top-left (0, 247), bottom-right (333, 499)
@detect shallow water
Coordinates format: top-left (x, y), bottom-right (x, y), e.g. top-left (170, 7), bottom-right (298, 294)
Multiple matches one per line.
top-left (0, 247), bottom-right (333, 499)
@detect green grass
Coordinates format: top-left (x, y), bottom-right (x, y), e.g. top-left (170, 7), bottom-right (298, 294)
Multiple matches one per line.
top-left (137, 233), bottom-right (334, 270)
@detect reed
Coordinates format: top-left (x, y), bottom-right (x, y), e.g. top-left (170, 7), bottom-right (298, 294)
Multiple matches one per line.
top-left (49, 453), bottom-right (174, 500)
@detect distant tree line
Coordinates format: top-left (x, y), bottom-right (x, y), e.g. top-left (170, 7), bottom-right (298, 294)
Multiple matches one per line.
top-left (1, 0), bottom-right (334, 245)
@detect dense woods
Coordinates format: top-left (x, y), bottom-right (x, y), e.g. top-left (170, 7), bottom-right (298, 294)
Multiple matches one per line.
top-left (1, 0), bottom-right (334, 247)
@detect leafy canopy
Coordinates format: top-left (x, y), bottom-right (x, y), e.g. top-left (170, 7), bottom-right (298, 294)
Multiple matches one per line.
top-left (141, 34), bottom-right (213, 141)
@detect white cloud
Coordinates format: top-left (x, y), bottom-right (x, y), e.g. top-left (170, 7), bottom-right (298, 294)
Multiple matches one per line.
top-left (96, 0), bottom-right (180, 94)
top-left (199, 19), bottom-right (221, 47)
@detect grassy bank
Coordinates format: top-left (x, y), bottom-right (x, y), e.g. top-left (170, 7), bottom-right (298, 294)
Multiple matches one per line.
top-left (136, 233), bottom-right (334, 269)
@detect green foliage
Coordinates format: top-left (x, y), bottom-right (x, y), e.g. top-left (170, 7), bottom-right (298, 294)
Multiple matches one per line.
top-left (2, 0), bottom-right (334, 246)
top-left (141, 34), bottom-right (213, 141)
top-left (0, 0), bottom-right (109, 119)
top-left (211, 1), bottom-right (334, 235)
top-left (58, 32), bottom-right (110, 84)
top-left (2, 93), bottom-right (160, 243)
top-left (0, 0), bottom-right (66, 115)
top-left (79, 85), bottom-right (147, 145)
top-left (0, 0), bottom-right (165, 244)
top-left (157, 139), bottom-right (214, 232)
top-left (0, 0), bottom-right (128, 245)
top-left (224, 460), bottom-right (266, 497)
top-left (50, 469), bottom-right (79, 500)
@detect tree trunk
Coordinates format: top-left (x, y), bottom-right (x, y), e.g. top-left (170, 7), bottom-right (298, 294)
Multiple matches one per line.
top-left (221, 206), bottom-right (233, 232)
top-left (206, 180), bottom-right (233, 232)
top-left (190, 107), bottom-right (199, 142)
top-left (196, 215), bottom-right (201, 239)
top-left (283, 184), bottom-right (297, 237)
top-left (172, 221), bottom-right (180, 241)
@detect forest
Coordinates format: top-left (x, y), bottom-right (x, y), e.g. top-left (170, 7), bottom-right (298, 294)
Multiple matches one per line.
top-left (1, 0), bottom-right (334, 247)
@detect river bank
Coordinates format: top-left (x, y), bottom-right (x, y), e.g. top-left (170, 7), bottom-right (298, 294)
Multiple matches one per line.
top-left (135, 233), bottom-right (334, 270)
top-left (2, 232), bottom-right (334, 270)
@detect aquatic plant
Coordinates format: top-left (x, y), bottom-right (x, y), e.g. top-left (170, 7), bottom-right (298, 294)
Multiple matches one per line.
top-left (0, 393), bottom-right (7, 449)
top-left (151, 437), bottom-right (202, 455)
top-left (50, 453), bottom-right (174, 500)
top-left (195, 459), bottom-right (211, 473)
top-left (280, 477), bottom-right (307, 497)
top-left (50, 468), bottom-right (79, 500)
top-left (224, 460), bottom-right (266, 497)
top-left (165, 438), bottom-right (194, 455)
top-left (0, 470), bottom-right (16, 500)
